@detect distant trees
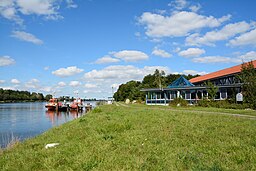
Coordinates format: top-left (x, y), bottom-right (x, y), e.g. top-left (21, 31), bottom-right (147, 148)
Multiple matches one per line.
top-left (239, 61), bottom-right (256, 109)
top-left (113, 70), bottom-right (199, 102)
top-left (0, 89), bottom-right (48, 102)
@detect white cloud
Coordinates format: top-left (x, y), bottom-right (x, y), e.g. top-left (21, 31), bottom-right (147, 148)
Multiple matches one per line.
top-left (16, 0), bottom-right (63, 20)
top-left (189, 4), bottom-right (201, 12)
top-left (182, 70), bottom-right (207, 76)
top-left (192, 56), bottom-right (239, 63)
top-left (138, 11), bottom-right (231, 37)
top-left (0, 0), bottom-right (77, 24)
top-left (0, 80), bottom-right (6, 84)
top-left (178, 48), bottom-right (205, 57)
top-left (113, 50), bottom-right (148, 62)
top-left (1, 86), bottom-right (16, 90)
top-left (0, 56), bottom-right (15, 66)
top-left (0, 0), bottom-right (23, 25)
top-left (168, 0), bottom-right (188, 10)
top-left (11, 31), bottom-right (43, 45)
top-left (58, 81), bottom-right (66, 87)
top-left (152, 48), bottom-right (172, 58)
top-left (25, 78), bottom-right (40, 88)
top-left (238, 51), bottom-right (256, 62)
top-left (84, 83), bottom-right (97, 88)
top-left (66, 0), bottom-right (77, 8)
top-left (69, 81), bottom-right (81, 87)
top-left (186, 21), bottom-right (252, 46)
top-left (52, 66), bottom-right (84, 77)
top-left (95, 56), bottom-right (120, 64)
top-left (40, 86), bottom-right (52, 92)
top-left (228, 29), bottom-right (256, 46)
top-left (113, 50), bottom-right (149, 62)
top-left (11, 78), bottom-right (20, 84)
top-left (83, 65), bottom-right (170, 98)
top-left (84, 65), bottom-right (169, 81)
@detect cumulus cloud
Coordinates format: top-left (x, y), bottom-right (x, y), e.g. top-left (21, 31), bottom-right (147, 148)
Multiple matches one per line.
top-left (0, 0), bottom-right (23, 24)
top-left (0, 56), bottom-right (15, 66)
top-left (11, 31), bottom-right (43, 45)
top-left (113, 50), bottom-right (149, 62)
top-left (66, 0), bottom-right (77, 8)
top-left (95, 56), bottom-right (120, 64)
top-left (228, 29), bottom-right (256, 46)
top-left (168, 0), bottom-right (188, 10)
top-left (39, 86), bottom-right (52, 92)
top-left (178, 48), bottom-right (205, 57)
top-left (11, 78), bottom-right (20, 84)
top-left (186, 21), bottom-right (252, 46)
top-left (84, 65), bottom-right (169, 82)
top-left (182, 70), bottom-right (207, 76)
top-left (152, 48), bottom-right (172, 58)
top-left (192, 56), bottom-right (239, 63)
top-left (238, 51), bottom-right (256, 62)
top-left (69, 81), bottom-right (81, 87)
top-left (189, 4), bottom-right (201, 12)
top-left (138, 11), bottom-right (231, 37)
top-left (58, 81), bottom-right (66, 87)
top-left (16, 0), bottom-right (63, 20)
top-left (0, 0), bottom-right (77, 24)
top-left (52, 66), bottom-right (84, 77)
top-left (25, 78), bottom-right (40, 89)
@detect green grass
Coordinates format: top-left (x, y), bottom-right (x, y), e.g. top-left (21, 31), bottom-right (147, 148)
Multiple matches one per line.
top-left (0, 105), bottom-right (256, 170)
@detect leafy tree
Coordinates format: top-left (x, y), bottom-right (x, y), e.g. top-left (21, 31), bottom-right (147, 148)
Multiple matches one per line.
top-left (239, 61), bottom-right (256, 109)
top-left (45, 94), bottom-right (53, 101)
top-left (205, 81), bottom-right (218, 100)
top-left (153, 69), bottom-right (166, 88)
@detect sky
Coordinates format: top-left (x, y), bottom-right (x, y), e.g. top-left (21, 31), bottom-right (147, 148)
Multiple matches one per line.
top-left (0, 0), bottom-right (256, 99)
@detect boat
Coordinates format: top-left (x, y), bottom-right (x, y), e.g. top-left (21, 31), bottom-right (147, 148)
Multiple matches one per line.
top-left (45, 98), bottom-right (58, 111)
top-left (57, 100), bottom-right (69, 111)
top-left (70, 98), bottom-right (83, 111)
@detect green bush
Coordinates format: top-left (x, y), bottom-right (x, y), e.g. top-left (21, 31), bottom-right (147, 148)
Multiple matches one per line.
top-left (197, 99), bottom-right (211, 107)
top-left (197, 99), bottom-right (250, 109)
top-left (92, 107), bottom-right (102, 113)
top-left (169, 97), bottom-right (188, 107)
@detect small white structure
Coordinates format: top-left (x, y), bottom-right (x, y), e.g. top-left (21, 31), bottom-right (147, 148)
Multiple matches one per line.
top-left (107, 97), bottom-right (114, 104)
top-left (236, 93), bottom-right (243, 102)
top-left (125, 99), bottom-right (130, 104)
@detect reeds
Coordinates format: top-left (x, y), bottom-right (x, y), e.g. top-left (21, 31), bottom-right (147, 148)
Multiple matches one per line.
top-left (1, 132), bottom-right (20, 150)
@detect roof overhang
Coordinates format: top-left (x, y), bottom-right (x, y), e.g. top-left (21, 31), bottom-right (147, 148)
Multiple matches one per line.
top-left (140, 84), bottom-right (242, 92)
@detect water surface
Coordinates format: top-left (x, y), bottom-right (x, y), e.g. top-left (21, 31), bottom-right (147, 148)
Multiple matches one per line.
top-left (0, 102), bottom-right (95, 148)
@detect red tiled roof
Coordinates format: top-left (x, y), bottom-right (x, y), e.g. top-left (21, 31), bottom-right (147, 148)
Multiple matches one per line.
top-left (190, 60), bottom-right (256, 83)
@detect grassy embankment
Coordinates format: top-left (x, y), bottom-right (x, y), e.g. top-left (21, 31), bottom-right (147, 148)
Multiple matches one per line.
top-left (0, 104), bottom-right (256, 170)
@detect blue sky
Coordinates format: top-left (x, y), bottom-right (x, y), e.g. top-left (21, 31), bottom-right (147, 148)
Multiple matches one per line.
top-left (0, 0), bottom-right (256, 99)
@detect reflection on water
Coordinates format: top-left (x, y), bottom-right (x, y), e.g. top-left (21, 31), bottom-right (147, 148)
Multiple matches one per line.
top-left (45, 110), bottom-right (84, 125)
top-left (0, 102), bottom-right (95, 148)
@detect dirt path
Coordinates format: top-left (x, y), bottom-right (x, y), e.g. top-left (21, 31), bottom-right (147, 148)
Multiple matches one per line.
top-left (115, 102), bottom-right (256, 120)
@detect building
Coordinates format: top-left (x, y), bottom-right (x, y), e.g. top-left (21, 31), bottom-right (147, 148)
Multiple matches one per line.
top-left (141, 60), bottom-right (256, 105)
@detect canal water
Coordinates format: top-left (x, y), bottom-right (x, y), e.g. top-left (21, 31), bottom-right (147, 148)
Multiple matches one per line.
top-left (0, 102), bottom-right (96, 148)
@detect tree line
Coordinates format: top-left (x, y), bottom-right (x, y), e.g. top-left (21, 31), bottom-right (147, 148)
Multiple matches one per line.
top-left (0, 89), bottom-right (52, 102)
top-left (113, 69), bottom-right (199, 101)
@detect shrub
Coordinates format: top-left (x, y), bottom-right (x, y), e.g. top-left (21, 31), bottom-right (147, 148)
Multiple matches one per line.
top-left (169, 97), bottom-right (188, 107)
top-left (92, 107), bottom-right (102, 113)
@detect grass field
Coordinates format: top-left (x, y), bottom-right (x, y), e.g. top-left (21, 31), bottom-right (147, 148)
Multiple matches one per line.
top-left (0, 104), bottom-right (256, 170)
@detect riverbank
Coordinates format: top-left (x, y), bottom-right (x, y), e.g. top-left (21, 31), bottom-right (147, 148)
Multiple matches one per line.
top-left (1, 104), bottom-right (256, 170)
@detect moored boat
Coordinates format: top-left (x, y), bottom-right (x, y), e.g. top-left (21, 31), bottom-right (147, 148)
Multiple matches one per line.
top-left (70, 98), bottom-right (83, 111)
top-left (45, 98), bottom-right (58, 111)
